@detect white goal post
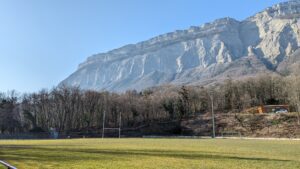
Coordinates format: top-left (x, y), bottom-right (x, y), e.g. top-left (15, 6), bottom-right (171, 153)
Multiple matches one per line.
top-left (102, 111), bottom-right (122, 138)
top-left (221, 131), bottom-right (242, 138)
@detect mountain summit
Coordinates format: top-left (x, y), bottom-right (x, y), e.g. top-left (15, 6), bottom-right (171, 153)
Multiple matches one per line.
top-left (61, 1), bottom-right (300, 92)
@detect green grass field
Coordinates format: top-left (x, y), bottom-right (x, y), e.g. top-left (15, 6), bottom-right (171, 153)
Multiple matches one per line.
top-left (0, 138), bottom-right (299, 169)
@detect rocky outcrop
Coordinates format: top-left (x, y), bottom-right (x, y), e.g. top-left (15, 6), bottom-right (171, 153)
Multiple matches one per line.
top-left (61, 0), bottom-right (300, 92)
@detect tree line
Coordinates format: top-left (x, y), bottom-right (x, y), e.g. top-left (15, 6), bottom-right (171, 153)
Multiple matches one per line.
top-left (1, 74), bottom-right (300, 134)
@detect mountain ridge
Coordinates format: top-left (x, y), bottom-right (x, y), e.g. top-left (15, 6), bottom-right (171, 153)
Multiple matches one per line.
top-left (61, 0), bottom-right (300, 92)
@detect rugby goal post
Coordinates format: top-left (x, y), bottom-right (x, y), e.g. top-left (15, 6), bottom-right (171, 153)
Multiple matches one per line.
top-left (221, 131), bottom-right (242, 138)
top-left (102, 111), bottom-right (122, 138)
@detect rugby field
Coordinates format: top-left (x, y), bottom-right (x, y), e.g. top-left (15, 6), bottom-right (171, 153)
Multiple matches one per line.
top-left (0, 138), bottom-right (299, 169)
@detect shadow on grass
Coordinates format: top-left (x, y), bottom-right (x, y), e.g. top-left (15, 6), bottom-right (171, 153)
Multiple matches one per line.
top-left (0, 145), bottom-right (292, 164)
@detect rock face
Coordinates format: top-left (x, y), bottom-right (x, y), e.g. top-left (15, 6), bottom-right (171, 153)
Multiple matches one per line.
top-left (61, 0), bottom-right (300, 92)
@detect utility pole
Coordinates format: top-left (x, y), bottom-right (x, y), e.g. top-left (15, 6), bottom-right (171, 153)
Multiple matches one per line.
top-left (119, 111), bottom-right (122, 139)
top-left (210, 94), bottom-right (216, 138)
top-left (102, 111), bottom-right (106, 139)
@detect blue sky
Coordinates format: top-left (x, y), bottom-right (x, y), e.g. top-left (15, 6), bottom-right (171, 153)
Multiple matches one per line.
top-left (0, 0), bottom-right (287, 93)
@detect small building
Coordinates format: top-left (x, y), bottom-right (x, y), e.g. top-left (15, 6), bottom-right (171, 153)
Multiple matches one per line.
top-left (257, 105), bottom-right (289, 114)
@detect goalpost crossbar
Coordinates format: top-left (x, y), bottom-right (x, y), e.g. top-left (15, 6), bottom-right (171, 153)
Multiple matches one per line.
top-left (103, 128), bottom-right (120, 130)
